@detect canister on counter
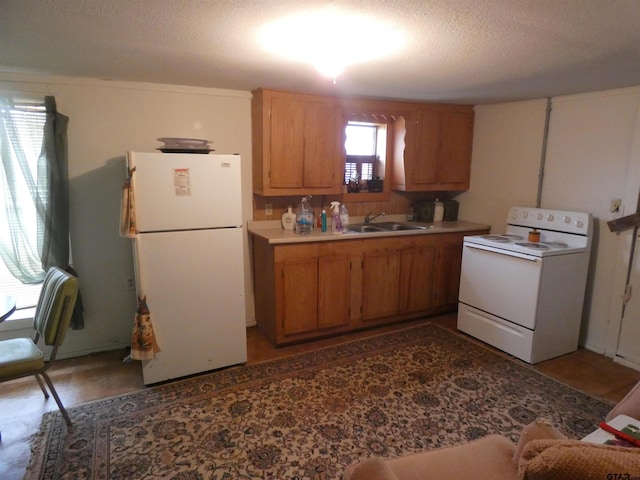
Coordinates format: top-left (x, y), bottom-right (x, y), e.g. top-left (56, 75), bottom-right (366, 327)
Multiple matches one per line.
top-left (443, 200), bottom-right (459, 221)
top-left (528, 229), bottom-right (541, 242)
top-left (434, 199), bottom-right (444, 222)
top-left (416, 200), bottom-right (435, 222)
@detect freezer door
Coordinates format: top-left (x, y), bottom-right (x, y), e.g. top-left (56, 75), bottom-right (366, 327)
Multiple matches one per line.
top-left (132, 228), bottom-right (247, 384)
top-left (127, 152), bottom-right (242, 232)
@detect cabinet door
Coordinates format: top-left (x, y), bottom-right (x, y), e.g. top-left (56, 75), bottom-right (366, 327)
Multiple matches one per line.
top-left (433, 242), bottom-right (463, 307)
top-left (280, 257), bottom-right (318, 335)
top-left (362, 249), bottom-right (401, 320)
top-left (413, 109), bottom-right (440, 184)
top-left (398, 107), bottom-right (474, 191)
top-left (399, 245), bottom-right (437, 313)
top-left (438, 110), bottom-right (474, 185)
top-left (270, 97), bottom-right (305, 188)
top-left (318, 254), bottom-right (351, 329)
top-left (303, 102), bottom-right (341, 189)
top-left (268, 95), bottom-right (341, 192)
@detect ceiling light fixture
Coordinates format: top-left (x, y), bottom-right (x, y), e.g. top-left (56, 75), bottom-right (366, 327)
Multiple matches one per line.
top-left (259, 7), bottom-right (405, 82)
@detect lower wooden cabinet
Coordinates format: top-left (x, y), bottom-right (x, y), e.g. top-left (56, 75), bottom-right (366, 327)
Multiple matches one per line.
top-left (433, 241), bottom-right (464, 307)
top-left (277, 253), bottom-right (351, 336)
top-left (399, 244), bottom-right (437, 313)
top-left (362, 248), bottom-right (401, 320)
top-left (252, 229), bottom-right (486, 346)
top-left (361, 244), bottom-right (438, 320)
top-left (278, 256), bottom-right (319, 335)
top-left (317, 255), bottom-right (352, 329)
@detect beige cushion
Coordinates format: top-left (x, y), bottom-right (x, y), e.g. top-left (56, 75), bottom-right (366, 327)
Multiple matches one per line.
top-left (344, 435), bottom-right (518, 480)
top-left (343, 457), bottom-right (400, 480)
top-left (512, 419), bottom-right (567, 464)
top-left (0, 338), bottom-right (44, 377)
top-left (518, 439), bottom-right (640, 480)
top-left (606, 381), bottom-right (640, 422)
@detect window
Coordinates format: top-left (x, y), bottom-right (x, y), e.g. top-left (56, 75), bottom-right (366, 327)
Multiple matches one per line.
top-left (0, 99), bottom-right (47, 311)
top-left (344, 121), bottom-right (386, 190)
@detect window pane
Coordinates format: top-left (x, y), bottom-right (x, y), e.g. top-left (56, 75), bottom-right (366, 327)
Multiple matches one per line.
top-left (361, 162), bottom-right (373, 181)
top-left (0, 261), bottom-right (42, 310)
top-left (344, 162), bottom-right (358, 183)
top-left (345, 124), bottom-right (377, 155)
top-left (0, 100), bottom-right (46, 310)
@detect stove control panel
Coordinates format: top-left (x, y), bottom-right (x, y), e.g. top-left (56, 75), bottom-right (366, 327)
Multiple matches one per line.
top-left (508, 207), bottom-right (592, 235)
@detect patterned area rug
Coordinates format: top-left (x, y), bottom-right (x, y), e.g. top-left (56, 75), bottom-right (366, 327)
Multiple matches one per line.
top-left (27, 323), bottom-right (612, 479)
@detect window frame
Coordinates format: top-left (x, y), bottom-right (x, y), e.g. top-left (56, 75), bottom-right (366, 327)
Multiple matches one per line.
top-left (339, 110), bottom-right (398, 202)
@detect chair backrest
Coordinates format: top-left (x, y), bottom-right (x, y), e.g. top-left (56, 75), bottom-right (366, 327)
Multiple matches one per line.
top-left (33, 267), bottom-right (79, 346)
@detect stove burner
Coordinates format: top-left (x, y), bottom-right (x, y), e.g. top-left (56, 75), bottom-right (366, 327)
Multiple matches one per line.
top-left (481, 235), bottom-right (511, 243)
top-left (541, 241), bottom-right (568, 248)
top-left (515, 242), bottom-right (549, 250)
top-left (502, 234), bottom-right (524, 240)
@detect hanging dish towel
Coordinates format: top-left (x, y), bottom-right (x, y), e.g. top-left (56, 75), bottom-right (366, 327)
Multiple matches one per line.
top-left (130, 295), bottom-right (161, 361)
top-left (119, 168), bottom-right (137, 238)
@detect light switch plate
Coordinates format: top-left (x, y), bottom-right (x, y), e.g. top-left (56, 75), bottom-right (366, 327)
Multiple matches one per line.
top-left (611, 198), bottom-right (622, 213)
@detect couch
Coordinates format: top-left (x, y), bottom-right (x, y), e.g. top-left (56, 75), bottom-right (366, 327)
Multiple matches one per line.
top-left (343, 381), bottom-right (640, 480)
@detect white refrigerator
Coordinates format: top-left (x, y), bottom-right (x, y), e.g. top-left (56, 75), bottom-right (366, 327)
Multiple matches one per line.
top-left (126, 151), bottom-right (247, 385)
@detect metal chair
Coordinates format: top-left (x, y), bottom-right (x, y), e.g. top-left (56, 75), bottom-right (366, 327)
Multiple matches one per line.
top-left (0, 267), bottom-right (79, 426)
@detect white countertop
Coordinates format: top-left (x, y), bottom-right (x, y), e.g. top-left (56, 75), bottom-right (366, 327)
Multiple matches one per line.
top-left (247, 215), bottom-right (490, 244)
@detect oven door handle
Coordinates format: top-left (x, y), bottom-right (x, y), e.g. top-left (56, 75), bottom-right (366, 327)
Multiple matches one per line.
top-left (464, 243), bottom-right (540, 262)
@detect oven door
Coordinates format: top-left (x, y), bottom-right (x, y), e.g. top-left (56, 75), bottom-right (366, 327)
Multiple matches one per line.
top-left (458, 243), bottom-right (542, 329)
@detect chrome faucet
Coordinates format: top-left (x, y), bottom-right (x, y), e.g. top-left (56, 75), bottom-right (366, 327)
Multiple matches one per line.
top-left (364, 211), bottom-right (386, 224)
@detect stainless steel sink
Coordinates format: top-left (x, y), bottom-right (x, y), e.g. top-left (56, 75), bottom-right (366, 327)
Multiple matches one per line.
top-left (377, 222), bottom-right (431, 231)
top-left (347, 224), bottom-right (388, 233)
top-left (346, 222), bottom-right (431, 233)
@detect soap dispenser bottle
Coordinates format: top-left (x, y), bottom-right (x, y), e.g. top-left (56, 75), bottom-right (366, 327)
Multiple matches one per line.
top-left (281, 206), bottom-right (295, 231)
top-left (330, 201), bottom-right (343, 234)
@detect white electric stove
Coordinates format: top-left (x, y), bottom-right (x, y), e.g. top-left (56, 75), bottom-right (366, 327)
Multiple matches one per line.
top-left (457, 206), bottom-right (593, 364)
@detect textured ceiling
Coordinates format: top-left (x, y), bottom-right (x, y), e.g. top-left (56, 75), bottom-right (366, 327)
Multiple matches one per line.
top-left (1, 0), bottom-right (640, 104)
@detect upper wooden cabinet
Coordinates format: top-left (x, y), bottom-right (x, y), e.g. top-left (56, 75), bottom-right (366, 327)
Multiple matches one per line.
top-left (392, 105), bottom-right (475, 192)
top-left (252, 88), bottom-right (344, 196)
top-left (252, 88), bottom-right (475, 196)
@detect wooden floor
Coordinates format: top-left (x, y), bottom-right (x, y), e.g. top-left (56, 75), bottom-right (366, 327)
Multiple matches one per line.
top-left (1, 313), bottom-right (638, 479)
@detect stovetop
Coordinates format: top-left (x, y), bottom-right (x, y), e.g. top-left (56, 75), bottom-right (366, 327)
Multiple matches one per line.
top-left (463, 207), bottom-right (593, 258)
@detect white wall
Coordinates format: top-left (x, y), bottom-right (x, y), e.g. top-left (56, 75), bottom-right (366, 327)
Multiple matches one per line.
top-left (542, 88), bottom-right (640, 353)
top-left (458, 99), bottom-right (548, 232)
top-left (0, 73), bottom-right (254, 358)
top-left (459, 86), bottom-right (640, 360)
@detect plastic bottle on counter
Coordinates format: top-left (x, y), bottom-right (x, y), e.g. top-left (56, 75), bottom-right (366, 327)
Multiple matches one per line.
top-left (330, 201), bottom-right (343, 234)
top-left (281, 206), bottom-right (296, 231)
top-left (295, 196), bottom-right (314, 234)
top-left (339, 203), bottom-right (350, 231)
top-left (407, 204), bottom-right (416, 222)
top-left (434, 198), bottom-right (444, 222)
top-left (321, 209), bottom-right (327, 232)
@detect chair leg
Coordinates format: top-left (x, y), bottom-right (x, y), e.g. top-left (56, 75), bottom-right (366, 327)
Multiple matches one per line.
top-left (34, 374), bottom-right (50, 399)
top-left (41, 372), bottom-right (72, 427)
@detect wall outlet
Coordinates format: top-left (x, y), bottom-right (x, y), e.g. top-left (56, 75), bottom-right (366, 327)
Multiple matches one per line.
top-left (611, 198), bottom-right (622, 213)
top-left (126, 278), bottom-right (136, 290)
top-left (265, 203), bottom-right (273, 216)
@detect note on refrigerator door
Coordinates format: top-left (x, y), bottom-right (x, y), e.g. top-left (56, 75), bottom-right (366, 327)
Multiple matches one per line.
top-left (173, 168), bottom-right (191, 196)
